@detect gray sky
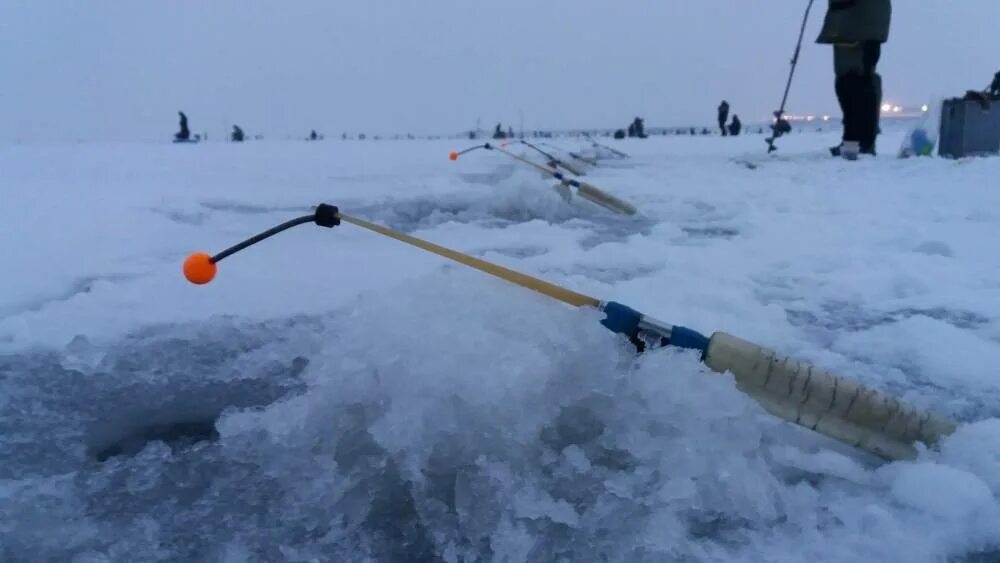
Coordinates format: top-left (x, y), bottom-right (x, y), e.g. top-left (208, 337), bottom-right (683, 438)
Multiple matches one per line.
top-left (2, 1), bottom-right (998, 143)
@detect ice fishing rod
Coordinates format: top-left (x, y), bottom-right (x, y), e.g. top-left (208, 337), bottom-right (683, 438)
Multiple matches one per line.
top-left (582, 133), bottom-right (629, 159)
top-left (537, 141), bottom-right (598, 166)
top-left (553, 145), bottom-right (599, 166)
top-left (184, 204), bottom-right (957, 461)
top-left (449, 142), bottom-right (637, 216)
top-left (765, 0), bottom-right (815, 153)
top-left (513, 139), bottom-right (586, 177)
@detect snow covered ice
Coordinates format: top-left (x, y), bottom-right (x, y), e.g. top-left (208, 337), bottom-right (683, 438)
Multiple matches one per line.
top-left (2, 130), bottom-right (1000, 562)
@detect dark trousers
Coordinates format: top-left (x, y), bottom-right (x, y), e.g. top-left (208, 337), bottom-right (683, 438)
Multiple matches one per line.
top-left (718, 118), bottom-right (728, 136)
top-left (834, 42), bottom-right (882, 149)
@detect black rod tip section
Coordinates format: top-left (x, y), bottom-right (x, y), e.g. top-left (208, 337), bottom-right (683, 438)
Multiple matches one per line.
top-left (314, 204), bottom-right (341, 228)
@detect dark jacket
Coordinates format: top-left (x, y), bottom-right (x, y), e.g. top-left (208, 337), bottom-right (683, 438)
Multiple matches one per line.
top-left (816, 0), bottom-right (891, 45)
top-left (728, 116), bottom-right (742, 136)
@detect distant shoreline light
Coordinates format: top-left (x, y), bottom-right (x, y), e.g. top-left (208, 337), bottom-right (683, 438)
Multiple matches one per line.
top-left (773, 100), bottom-right (928, 123)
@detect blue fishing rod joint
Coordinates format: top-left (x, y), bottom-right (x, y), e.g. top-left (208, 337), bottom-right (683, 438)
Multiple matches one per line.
top-left (600, 301), bottom-right (642, 336)
top-left (600, 301), bottom-right (709, 354)
top-left (665, 325), bottom-right (710, 354)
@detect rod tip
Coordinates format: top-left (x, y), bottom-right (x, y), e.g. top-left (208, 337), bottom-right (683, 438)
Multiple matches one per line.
top-left (183, 252), bottom-right (217, 285)
top-left (449, 151), bottom-right (459, 161)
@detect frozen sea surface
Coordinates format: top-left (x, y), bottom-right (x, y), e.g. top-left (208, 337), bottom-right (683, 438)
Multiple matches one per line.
top-left (2, 131), bottom-right (999, 562)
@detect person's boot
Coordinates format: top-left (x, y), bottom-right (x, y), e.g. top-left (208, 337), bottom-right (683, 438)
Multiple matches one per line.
top-left (838, 73), bottom-right (870, 160)
top-left (840, 141), bottom-right (860, 161)
top-left (831, 141), bottom-right (873, 156)
top-left (830, 141), bottom-right (874, 156)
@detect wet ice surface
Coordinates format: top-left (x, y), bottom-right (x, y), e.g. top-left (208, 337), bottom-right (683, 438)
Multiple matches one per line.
top-left (2, 133), bottom-right (1000, 562)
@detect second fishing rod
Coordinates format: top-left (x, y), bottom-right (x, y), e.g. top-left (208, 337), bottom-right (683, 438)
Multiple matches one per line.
top-left (450, 142), bottom-right (637, 216)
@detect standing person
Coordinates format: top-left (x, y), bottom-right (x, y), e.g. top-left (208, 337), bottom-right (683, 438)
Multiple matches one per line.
top-left (817, 0), bottom-right (891, 160)
top-left (175, 111), bottom-right (190, 141)
top-left (717, 101), bottom-right (730, 136)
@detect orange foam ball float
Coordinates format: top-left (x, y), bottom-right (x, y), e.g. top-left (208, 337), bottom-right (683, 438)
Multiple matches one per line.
top-left (449, 151), bottom-right (459, 161)
top-left (183, 252), bottom-right (217, 285)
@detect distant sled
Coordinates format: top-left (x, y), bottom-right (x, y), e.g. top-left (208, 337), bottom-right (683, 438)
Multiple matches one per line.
top-left (173, 134), bottom-right (202, 144)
